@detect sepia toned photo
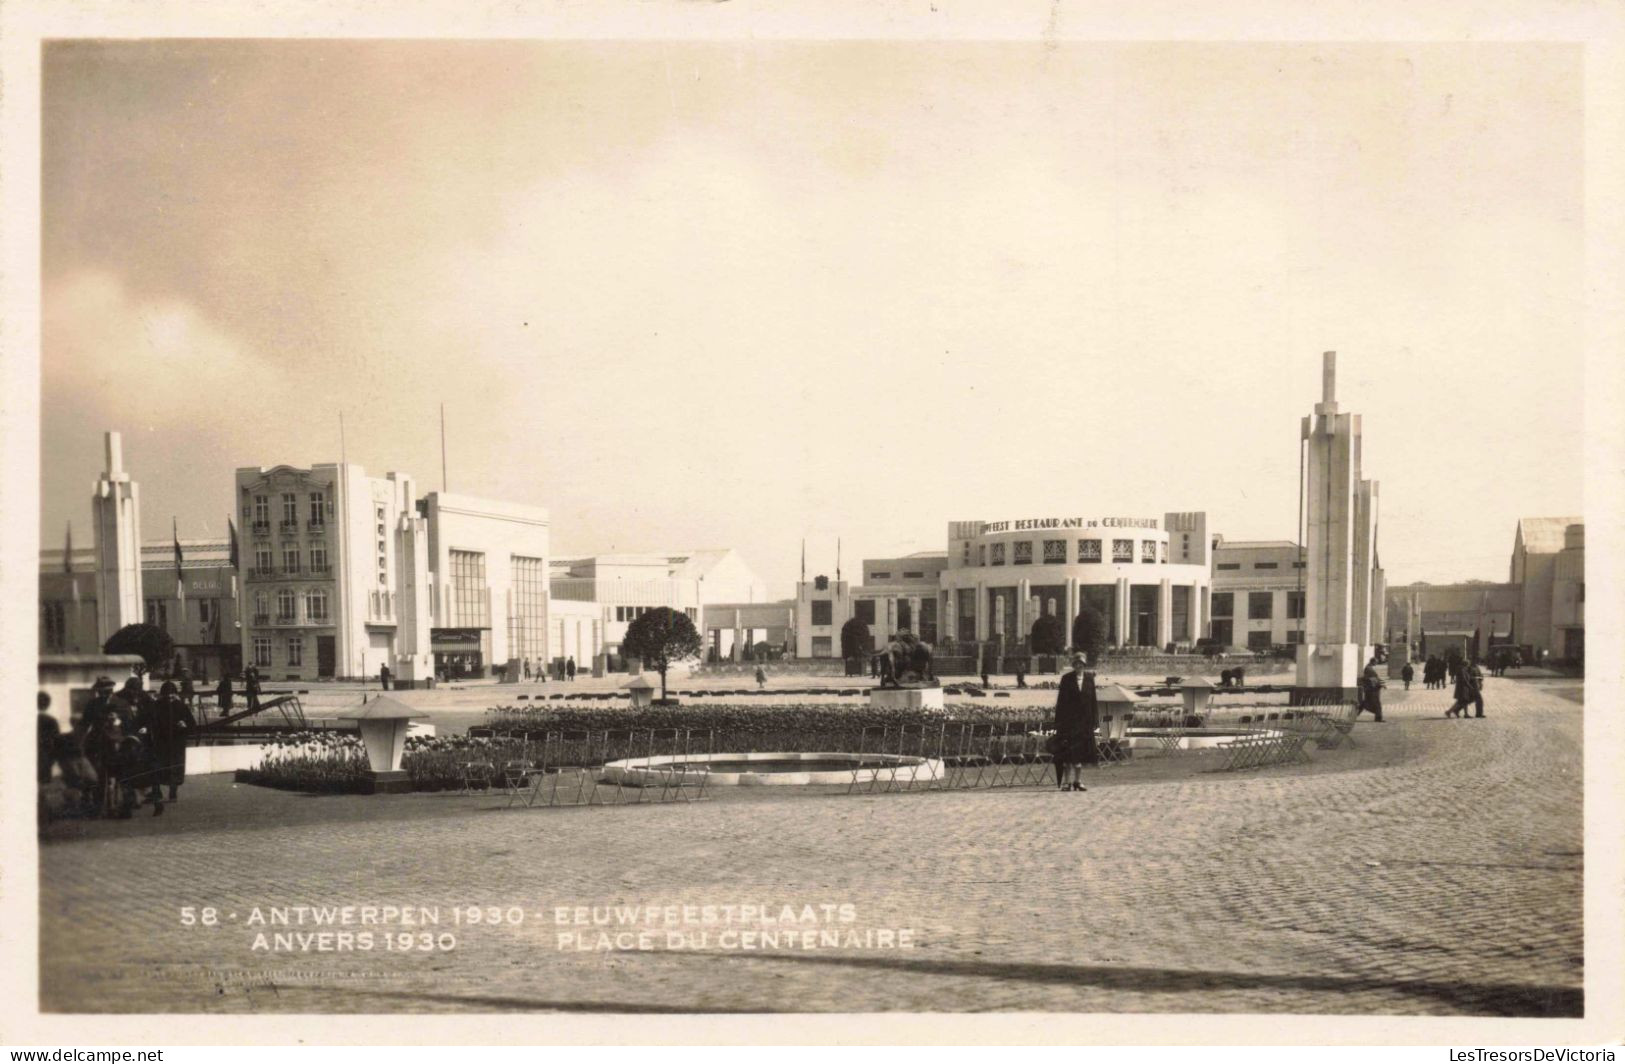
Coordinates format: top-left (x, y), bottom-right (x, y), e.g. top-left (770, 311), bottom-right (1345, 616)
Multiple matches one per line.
top-left (4, 1), bottom-right (1622, 1048)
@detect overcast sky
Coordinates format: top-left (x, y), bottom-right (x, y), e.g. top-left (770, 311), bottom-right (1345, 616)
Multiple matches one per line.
top-left (41, 40), bottom-right (1583, 597)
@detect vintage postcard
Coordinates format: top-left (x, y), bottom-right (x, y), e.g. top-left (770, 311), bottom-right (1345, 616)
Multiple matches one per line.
top-left (2, 0), bottom-right (1621, 1048)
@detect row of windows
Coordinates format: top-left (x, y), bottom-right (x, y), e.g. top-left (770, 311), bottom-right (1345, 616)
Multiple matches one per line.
top-left (252, 546), bottom-right (330, 574)
top-left (143, 598), bottom-right (221, 630)
top-left (1211, 591), bottom-right (1305, 620)
top-left (1215, 560), bottom-right (1305, 571)
top-left (612, 605), bottom-right (701, 623)
top-left (249, 492), bottom-right (329, 530)
top-left (867, 570), bottom-right (929, 581)
top-left (1207, 625), bottom-right (1306, 650)
top-left (251, 635), bottom-right (305, 668)
top-left (249, 589), bottom-right (331, 624)
top-left (965, 538), bottom-right (1169, 568)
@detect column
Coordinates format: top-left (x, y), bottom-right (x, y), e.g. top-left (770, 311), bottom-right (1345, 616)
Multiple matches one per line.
top-left (1115, 577), bottom-right (1130, 647)
top-left (1157, 578), bottom-right (1173, 648)
top-left (1016, 579), bottom-right (1031, 644)
top-left (1064, 578), bottom-right (1079, 650)
top-left (1188, 582), bottom-right (1202, 642)
top-left (974, 582), bottom-right (987, 642)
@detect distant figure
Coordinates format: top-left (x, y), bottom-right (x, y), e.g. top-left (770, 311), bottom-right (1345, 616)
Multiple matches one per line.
top-left (567, 657), bottom-right (577, 682)
top-left (179, 668), bottom-right (196, 707)
top-left (1052, 656), bottom-right (1099, 792)
top-left (380, 663), bottom-right (392, 691)
top-left (1401, 661), bottom-right (1414, 691)
top-left (1015, 660), bottom-right (1028, 689)
top-left (1358, 657), bottom-right (1385, 722)
top-left (1469, 661), bottom-right (1487, 718)
top-left (215, 673), bottom-right (234, 719)
top-left (755, 666), bottom-right (767, 690)
top-left (244, 666), bottom-right (262, 712)
top-left (38, 691), bottom-right (60, 786)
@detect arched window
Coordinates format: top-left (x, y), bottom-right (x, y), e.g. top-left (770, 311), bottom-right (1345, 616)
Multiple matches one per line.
top-left (277, 588), bottom-right (296, 621)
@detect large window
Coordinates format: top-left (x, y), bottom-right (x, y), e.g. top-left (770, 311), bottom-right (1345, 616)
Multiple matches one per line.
top-left (308, 492), bottom-right (326, 526)
top-left (448, 549), bottom-right (489, 627)
top-left (1211, 620), bottom-right (1234, 646)
top-left (509, 555), bottom-right (548, 663)
top-left (811, 600), bottom-right (833, 626)
top-left (854, 599), bottom-right (876, 625)
top-left (282, 546), bottom-right (300, 573)
top-left (253, 592), bottom-right (268, 624)
top-left (1216, 562), bottom-right (1240, 571)
top-left (1247, 630), bottom-right (1271, 650)
top-left (42, 602), bottom-right (66, 650)
top-left (253, 637), bottom-right (273, 667)
top-left (277, 588), bottom-right (297, 621)
top-left (1012, 542), bottom-right (1033, 566)
top-left (1254, 561), bottom-right (1278, 570)
top-left (1112, 539), bottom-right (1133, 563)
top-left (990, 543), bottom-right (1006, 566)
top-left (1247, 592), bottom-right (1274, 620)
top-left (281, 493), bottom-right (298, 526)
top-left (254, 548), bottom-right (273, 574)
top-left (145, 599), bottom-right (167, 629)
top-left (1140, 540), bottom-right (1157, 563)
top-left (1211, 592), bottom-right (1234, 618)
top-left (252, 495), bottom-right (269, 528)
top-left (305, 589), bottom-right (329, 622)
top-left (1043, 539), bottom-right (1066, 564)
top-left (811, 636), bottom-right (833, 658)
top-left (310, 546), bottom-right (328, 574)
top-left (1286, 591), bottom-right (1305, 620)
top-left (286, 637), bottom-right (304, 667)
top-left (1078, 539), bottom-right (1102, 563)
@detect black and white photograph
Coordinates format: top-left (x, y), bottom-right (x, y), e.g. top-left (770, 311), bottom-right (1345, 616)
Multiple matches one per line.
top-left (2, 0), bottom-right (1621, 1049)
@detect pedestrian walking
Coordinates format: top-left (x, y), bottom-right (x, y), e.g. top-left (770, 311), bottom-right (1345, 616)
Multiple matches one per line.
top-left (379, 662), bottom-right (392, 691)
top-left (1015, 659), bottom-right (1028, 689)
top-left (1401, 661), bottom-right (1414, 691)
top-left (1446, 663), bottom-right (1477, 718)
top-left (755, 666), bottom-right (767, 690)
top-left (1469, 660), bottom-right (1487, 718)
top-left (1358, 657), bottom-right (1385, 722)
top-left (1051, 655), bottom-right (1099, 791)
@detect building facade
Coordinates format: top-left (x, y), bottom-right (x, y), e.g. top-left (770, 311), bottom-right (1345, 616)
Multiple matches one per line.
top-left (234, 465), bottom-right (550, 683)
top-left (1209, 538), bottom-right (1306, 650)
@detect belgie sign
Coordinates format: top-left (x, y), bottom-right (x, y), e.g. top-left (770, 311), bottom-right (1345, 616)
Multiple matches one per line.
top-left (979, 517), bottom-right (1160, 534)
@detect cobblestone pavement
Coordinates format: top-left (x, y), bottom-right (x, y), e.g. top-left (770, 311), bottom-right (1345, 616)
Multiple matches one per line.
top-left (39, 677), bottom-right (1583, 1016)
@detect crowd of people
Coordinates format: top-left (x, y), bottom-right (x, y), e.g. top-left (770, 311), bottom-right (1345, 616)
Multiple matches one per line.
top-left (38, 675), bottom-right (198, 821)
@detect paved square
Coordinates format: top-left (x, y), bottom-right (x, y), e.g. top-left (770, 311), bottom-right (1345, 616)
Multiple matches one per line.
top-left (39, 676), bottom-right (1582, 1015)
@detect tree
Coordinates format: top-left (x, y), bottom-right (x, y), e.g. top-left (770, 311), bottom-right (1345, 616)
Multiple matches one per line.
top-left (1030, 614), bottom-right (1065, 656)
top-left (1071, 605), bottom-right (1108, 665)
top-left (621, 606), bottom-right (702, 702)
top-left (104, 623), bottom-right (174, 677)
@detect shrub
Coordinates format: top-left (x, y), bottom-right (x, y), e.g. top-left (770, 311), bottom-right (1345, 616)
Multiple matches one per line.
top-left (103, 623), bottom-right (174, 676)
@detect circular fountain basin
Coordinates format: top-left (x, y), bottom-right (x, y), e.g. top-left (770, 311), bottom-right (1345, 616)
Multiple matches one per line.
top-left (602, 751), bottom-right (946, 787)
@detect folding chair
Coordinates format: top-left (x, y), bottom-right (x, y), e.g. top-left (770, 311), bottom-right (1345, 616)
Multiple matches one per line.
top-left (671, 728), bottom-right (714, 802)
top-left (929, 722), bottom-right (966, 790)
top-left (458, 759), bottom-right (495, 795)
top-left (599, 729), bottom-right (652, 803)
top-left (501, 757), bottom-right (539, 808)
top-left (886, 723), bottom-right (931, 793)
top-left (1097, 714), bottom-right (1132, 766)
top-left (962, 724), bottom-right (1000, 788)
top-left (848, 725), bottom-right (889, 795)
top-left (646, 728), bottom-right (687, 802)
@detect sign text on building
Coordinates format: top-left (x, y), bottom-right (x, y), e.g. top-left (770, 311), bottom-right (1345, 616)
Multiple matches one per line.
top-left (979, 517), bottom-right (1160, 534)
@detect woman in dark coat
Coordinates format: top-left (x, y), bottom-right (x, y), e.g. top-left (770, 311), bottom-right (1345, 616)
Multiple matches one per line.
top-left (215, 673), bottom-right (234, 719)
top-left (1052, 655), bottom-right (1100, 791)
top-left (142, 682), bottom-right (196, 801)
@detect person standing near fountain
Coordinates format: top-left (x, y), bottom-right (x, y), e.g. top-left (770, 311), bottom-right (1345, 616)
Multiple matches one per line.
top-left (1052, 655), bottom-right (1100, 792)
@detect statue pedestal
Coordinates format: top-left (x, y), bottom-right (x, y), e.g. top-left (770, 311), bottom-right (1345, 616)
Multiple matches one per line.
top-left (869, 686), bottom-right (944, 711)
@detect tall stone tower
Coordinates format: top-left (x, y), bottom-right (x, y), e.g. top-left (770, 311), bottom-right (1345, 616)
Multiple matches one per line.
top-left (1295, 352), bottom-right (1379, 701)
top-left (93, 430), bottom-right (143, 639)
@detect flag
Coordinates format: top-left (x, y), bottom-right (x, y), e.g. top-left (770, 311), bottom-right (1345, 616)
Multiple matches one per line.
top-left (174, 518), bottom-right (186, 601)
top-left (228, 515), bottom-right (240, 569)
top-left (63, 522), bottom-right (73, 573)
